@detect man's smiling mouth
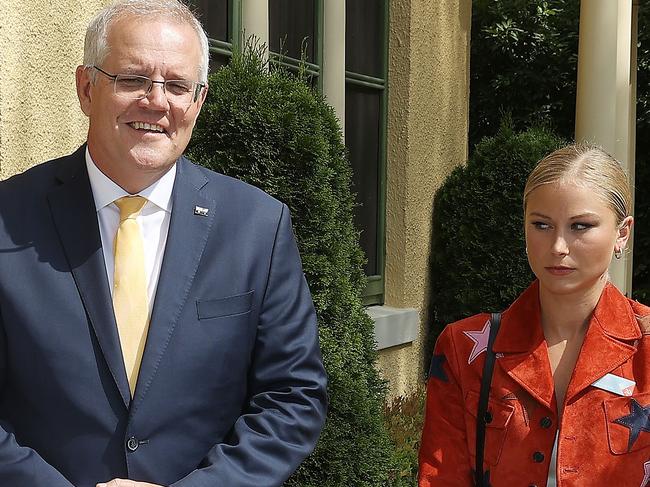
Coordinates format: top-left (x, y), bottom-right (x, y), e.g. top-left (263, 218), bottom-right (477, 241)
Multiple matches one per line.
top-left (129, 121), bottom-right (166, 133)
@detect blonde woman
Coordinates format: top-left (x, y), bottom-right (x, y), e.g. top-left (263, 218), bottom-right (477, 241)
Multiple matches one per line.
top-left (419, 144), bottom-right (650, 486)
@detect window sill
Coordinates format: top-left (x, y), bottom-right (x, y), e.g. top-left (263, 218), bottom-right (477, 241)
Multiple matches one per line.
top-left (366, 306), bottom-right (419, 350)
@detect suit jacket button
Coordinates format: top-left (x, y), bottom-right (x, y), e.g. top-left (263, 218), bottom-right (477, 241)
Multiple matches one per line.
top-left (540, 417), bottom-right (552, 429)
top-left (126, 437), bottom-right (139, 452)
top-left (532, 451), bottom-right (544, 463)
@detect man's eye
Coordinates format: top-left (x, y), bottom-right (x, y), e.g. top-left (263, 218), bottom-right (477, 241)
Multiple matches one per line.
top-left (117, 76), bottom-right (147, 89)
top-left (166, 81), bottom-right (192, 95)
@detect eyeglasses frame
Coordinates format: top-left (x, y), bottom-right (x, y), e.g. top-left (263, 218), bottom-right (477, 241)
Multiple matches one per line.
top-left (92, 65), bottom-right (206, 104)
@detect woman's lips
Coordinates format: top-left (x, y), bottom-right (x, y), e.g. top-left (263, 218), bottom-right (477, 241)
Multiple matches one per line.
top-left (545, 266), bottom-right (575, 276)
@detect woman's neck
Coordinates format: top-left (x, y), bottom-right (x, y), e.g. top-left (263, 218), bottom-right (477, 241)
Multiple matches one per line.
top-left (538, 277), bottom-right (607, 343)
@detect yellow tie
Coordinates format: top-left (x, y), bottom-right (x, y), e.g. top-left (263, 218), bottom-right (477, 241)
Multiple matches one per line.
top-left (113, 196), bottom-right (149, 396)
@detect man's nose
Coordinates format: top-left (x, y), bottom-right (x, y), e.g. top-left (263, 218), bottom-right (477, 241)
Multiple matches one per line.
top-left (143, 81), bottom-right (169, 110)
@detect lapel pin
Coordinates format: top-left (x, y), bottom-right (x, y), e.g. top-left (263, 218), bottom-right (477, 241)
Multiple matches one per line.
top-left (193, 206), bottom-right (209, 217)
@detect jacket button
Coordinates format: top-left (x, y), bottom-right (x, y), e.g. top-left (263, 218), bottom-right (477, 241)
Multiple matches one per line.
top-left (540, 417), bottom-right (552, 429)
top-left (484, 411), bottom-right (493, 424)
top-left (126, 437), bottom-right (139, 452)
top-left (532, 451), bottom-right (545, 463)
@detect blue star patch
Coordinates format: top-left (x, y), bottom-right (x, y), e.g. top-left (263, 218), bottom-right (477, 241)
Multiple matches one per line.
top-left (428, 354), bottom-right (448, 382)
top-left (613, 398), bottom-right (650, 452)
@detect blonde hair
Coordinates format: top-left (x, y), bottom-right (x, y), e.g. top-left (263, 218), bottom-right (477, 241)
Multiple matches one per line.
top-left (523, 143), bottom-right (632, 225)
top-left (83, 0), bottom-right (210, 83)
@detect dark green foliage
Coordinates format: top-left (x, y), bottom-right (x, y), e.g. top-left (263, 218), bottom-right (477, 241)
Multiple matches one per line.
top-left (470, 0), bottom-right (650, 302)
top-left (632, 6), bottom-right (650, 300)
top-left (470, 0), bottom-right (579, 149)
top-left (633, 152), bottom-right (650, 302)
top-left (383, 387), bottom-right (425, 486)
top-left (429, 122), bottom-right (565, 338)
top-left (187, 45), bottom-right (396, 486)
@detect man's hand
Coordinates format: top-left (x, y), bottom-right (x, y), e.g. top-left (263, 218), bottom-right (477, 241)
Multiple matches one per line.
top-left (97, 480), bottom-right (164, 487)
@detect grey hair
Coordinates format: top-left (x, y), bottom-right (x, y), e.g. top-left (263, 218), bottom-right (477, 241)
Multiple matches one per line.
top-left (83, 0), bottom-right (210, 83)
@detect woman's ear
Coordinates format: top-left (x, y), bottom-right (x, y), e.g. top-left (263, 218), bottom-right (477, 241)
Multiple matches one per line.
top-left (615, 216), bottom-right (634, 251)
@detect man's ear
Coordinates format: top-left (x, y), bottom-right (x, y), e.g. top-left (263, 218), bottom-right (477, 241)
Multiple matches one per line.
top-left (195, 83), bottom-right (208, 109)
top-left (76, 65), bottom-right (93, 117)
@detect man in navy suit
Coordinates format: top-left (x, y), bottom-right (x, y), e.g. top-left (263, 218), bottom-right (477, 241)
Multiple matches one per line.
top-left (0, 1), bottom-right (327, 486)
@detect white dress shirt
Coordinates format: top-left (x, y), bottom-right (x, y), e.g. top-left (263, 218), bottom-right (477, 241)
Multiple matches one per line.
top-left (85, 148), bottom-right (174, 317)
top-left (547, 432), bottom-right (558, 487)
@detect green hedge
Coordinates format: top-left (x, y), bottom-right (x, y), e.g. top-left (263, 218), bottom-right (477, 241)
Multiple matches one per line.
top-left (187, 45), bottom-right (396, 486)
top-left (470, 0), bottom-right (580, 149)
top-left (429, 122), bottom-right (565, 339)
top-left (469, 0), bottom-right (650, 301)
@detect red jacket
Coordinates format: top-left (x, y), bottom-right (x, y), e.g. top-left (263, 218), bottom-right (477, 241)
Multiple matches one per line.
top-left (419, 280), bottom-right (650, 486)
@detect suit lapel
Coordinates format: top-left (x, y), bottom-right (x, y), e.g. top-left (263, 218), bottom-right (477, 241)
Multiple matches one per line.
top-left (47, 147), bottom-right (131, 408)
top-left (132, 158), bottom-right (216, 403)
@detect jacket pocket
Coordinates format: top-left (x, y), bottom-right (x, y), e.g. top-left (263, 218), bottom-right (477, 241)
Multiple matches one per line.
top-left (196, 291), bottom-right (254, 320)
top-left (604, 391), bottom-right (650, 455)
top-left (463, 389), bottom-right (515, 466)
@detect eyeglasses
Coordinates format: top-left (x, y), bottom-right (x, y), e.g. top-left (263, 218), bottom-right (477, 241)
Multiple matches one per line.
top-left (93, 66), bottom-right (205, 106)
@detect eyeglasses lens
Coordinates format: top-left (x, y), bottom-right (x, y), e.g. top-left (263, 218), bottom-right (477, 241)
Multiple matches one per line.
top-left (114, 75), bottom-right (196, 105)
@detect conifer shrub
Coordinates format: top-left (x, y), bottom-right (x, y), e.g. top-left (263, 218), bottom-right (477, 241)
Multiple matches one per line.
top-left (187, 45), bottom-right (396, 486)
top-left (428, 122), bottom-right (565, 340)
top-left (633, 154), bottom-right (650, 302)
top-left (383, 387), bottom-right (425, 486)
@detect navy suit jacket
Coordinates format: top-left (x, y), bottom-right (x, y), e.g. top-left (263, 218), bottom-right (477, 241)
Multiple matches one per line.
top-left (0, 146), bottom-right (327, 486)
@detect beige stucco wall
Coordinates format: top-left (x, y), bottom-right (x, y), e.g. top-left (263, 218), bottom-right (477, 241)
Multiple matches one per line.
top-left (378, 0), bottom-right (472, 398)
top-left (0, 1), bottom-right (109, 179)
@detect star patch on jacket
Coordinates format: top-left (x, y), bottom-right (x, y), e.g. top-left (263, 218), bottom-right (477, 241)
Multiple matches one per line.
top-left (641, 460), bottom-right (650, 487)
top-left (463, 319), bottom-right (491, 364)
top-left (613, 398), bottom-right (650, 452)
top-left (502, 388), bottom-right (538, 427)
top-left (428, 354), bottom-right (448, 382)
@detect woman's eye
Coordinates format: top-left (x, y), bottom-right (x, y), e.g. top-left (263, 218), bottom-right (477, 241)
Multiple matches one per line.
top-left (532, 221), bottom-right (550, 230)
top-left (572, 222), bottom-right (594, 231)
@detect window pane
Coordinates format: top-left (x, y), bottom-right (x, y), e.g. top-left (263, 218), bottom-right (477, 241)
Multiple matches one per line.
top-left (346, 0), bottom-right (383, 77)
top-left (210, 54), bottom-right (230, 73)
top-left (190, 0), bottom-right (229, 42)
top-left (345, 84), bottom-right (381, 275)
top-left (269, 0), bottom-right (316, 62)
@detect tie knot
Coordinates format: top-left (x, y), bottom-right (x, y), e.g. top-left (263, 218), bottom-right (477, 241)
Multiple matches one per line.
top-left (115, 196), bottom-right (147, 221)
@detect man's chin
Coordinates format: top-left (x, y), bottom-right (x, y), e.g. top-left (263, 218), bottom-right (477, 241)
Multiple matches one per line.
top-left (128, 148), bottom-right (179, 172)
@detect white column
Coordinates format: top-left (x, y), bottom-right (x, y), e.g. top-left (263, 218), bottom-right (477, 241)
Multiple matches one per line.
top-left (575, 0), bottom-right (637, 294)
top-left (322, 0), bottom-right (346, 132)
top-left (242, 0), bottom-right (269, 60)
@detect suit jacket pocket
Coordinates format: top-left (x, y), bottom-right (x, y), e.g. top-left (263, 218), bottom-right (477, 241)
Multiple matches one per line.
top-left (604, 391), bottom-right (650, 454)
top-left (463, 389), bottom-right (515, 467)
top-left (196, 291), bottom-right (254, 320)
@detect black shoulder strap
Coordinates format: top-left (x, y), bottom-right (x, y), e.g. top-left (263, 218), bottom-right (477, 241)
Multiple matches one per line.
top-left (474, 312), bottom-right (501, 487)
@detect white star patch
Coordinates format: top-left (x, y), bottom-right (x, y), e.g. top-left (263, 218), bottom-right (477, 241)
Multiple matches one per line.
top-left (463, 319), bottom-right (491, 365)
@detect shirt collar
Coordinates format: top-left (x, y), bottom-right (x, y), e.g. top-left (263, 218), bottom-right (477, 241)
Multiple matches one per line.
top-left (85, 146), bottom-right (175, 213)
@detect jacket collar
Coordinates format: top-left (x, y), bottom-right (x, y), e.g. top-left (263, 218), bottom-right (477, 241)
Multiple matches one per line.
top-left (49, 146), bottom-right (212, 408)
top-left (493, 280), bottom-right (641, 354)
top-left (492, 280), bottom-right (641, 410)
